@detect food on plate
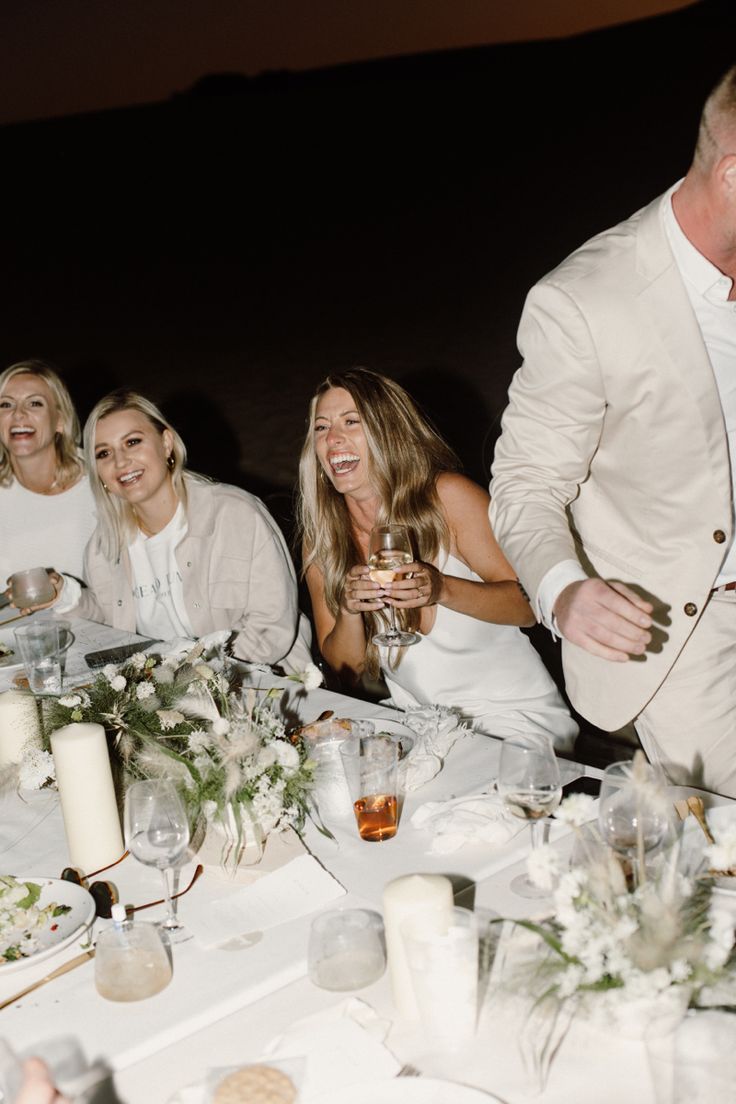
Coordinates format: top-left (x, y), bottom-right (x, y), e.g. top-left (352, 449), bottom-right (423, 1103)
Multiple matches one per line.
top-left (213, 1064), bottom-right (297, 1104)
top-left (0, 875), bottom-right (72, 964)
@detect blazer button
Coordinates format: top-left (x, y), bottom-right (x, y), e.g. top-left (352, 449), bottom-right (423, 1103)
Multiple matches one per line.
top-left (684, 602), bottom-right (697, 617)
top-left (186, 561), bottom-right (192, 568)
top-left (714, 530), bottom-right (727, 544)
top-left (193, 602), bottom-right (201, 609)
top-left (117, 599), bottom-right (123, 607)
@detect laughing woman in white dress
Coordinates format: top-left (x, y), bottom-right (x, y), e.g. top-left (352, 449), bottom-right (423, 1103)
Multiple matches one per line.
top-left (297, 367), bottom-right (577, 749)
top-left (0, 360), bottom-right (96, 588)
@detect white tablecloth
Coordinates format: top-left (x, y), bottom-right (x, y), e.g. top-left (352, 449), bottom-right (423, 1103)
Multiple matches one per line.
top-left (0, 621), bottom-right (669, 1104)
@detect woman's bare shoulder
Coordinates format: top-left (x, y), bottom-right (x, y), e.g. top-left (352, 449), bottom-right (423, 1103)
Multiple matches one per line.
top-left (435, 472), bottom-right (490, 515)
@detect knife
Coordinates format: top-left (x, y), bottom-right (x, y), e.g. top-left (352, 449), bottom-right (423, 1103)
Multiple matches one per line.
top-left (0, 948), bottom-right (95, 1011)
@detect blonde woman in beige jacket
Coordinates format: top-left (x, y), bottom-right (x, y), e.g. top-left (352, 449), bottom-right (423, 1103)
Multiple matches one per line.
top-left (51, 389), bottom-right (311, 671)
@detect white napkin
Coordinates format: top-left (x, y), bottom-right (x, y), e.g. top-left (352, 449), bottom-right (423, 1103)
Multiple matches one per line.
top-left (398, 705), bottom-right (468, 791)
top-left (410, 791), bottom-right (527, 854)
top-left (264, 998), bottom-right (401, 1100)
top-left (191, 854), bottom-right (346, 949)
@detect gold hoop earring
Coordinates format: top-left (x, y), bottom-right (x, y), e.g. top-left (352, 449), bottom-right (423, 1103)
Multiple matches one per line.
top-left (167, 454), bottom-right (175, 471)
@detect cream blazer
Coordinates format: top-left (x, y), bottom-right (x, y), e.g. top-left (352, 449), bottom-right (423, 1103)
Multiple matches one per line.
top-left (490, 191), bottom-right (732, 731)
top-left (78, 476), bottom-right (312, 672)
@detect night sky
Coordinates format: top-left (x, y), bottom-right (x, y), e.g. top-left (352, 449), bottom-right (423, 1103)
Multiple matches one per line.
top-left (2, 0), bottom-right (694, 126)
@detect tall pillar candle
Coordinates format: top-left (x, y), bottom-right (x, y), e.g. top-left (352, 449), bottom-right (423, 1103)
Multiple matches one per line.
top-left (50, 722), bottom-right (124, 872)
top-left (0, 690), bottom-right (42, 767)
top-left (382, 873), bottom-right (454, 1018)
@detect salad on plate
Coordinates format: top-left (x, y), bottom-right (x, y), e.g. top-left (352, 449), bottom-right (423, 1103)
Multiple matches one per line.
top-left (0, 875), bottom-right (72, 964)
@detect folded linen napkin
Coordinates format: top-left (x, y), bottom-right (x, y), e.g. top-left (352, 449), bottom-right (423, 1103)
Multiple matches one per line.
top-left (397, 705), bottom-right (468, 791)
top-left (264, 997), bottom-right (401, 1101)
top-left (410, 791), bottom-right (527, 854)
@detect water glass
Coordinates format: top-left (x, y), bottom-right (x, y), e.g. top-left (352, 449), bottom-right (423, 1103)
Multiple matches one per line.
top-left (13, 622), bottom-right (64, 694)
top-left (340, 733), bottom-right (399, 842)
top-left (308, 908), bottom-right (386, 991)
top-left (8, 567), bottom-right (55, 608)
top-left (401, 906), bottom-right (479, 1051)
top-left (95, 919), bottom-right (172, 1002)
top-left (646, 1009), bottom-right (736, 1103)
top-left (598, 759), bottom-right (669, 884)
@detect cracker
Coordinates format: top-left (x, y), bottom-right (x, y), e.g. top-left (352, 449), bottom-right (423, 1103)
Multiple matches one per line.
top-left (213, 1064), bottom-right (296, 1104)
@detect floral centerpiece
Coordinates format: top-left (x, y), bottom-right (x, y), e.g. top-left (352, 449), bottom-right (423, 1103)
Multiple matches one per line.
top-left (42, 641), bottom-right (323, 869)
top-left (492, 774), bottom-right (736, 1085)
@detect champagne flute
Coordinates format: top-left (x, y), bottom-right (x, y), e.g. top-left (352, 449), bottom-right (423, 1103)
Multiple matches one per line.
top-left (368, 524), bottom-right (420, 647)
top-left (496, 732), bottom-right (562, 898)
top-left (124, 779), bottom-right (192, 943)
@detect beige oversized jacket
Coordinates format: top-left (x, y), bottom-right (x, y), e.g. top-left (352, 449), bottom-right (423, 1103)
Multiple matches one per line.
top-left (490, 192), bottom-right (732, 731)
top-left (78, 475), bottom-right (311, 671)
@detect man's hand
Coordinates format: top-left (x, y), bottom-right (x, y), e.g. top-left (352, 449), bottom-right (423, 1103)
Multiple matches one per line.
top-left (554, 578), bottom-right (653, 662)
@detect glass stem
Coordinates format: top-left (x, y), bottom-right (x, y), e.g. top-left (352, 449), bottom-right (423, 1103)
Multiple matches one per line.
top-left (160, 866), bottom-right (178, 929)
top-left (529, 818), bottom-right (545, 854)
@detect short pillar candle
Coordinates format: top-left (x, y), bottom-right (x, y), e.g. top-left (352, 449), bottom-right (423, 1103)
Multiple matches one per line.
top-left (50, 722), bottom-right (124, 872)
top-left (0, 690), bottom-right (42, 767)
top-left (382, 873), bottom-right (454, 1018)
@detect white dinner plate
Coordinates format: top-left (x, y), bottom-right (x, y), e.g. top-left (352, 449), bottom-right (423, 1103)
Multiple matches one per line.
top-left (168, 1077), bottom-right (500, 1104)
top-left (680, 803), bottom-right (736, 894)
top-left (0, 876), bottom-right (96, 974)
top-left (316, 1079), bottom-right (501, 1104)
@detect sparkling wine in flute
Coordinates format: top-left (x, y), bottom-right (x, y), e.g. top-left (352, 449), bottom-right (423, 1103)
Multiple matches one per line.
top-left (353, 793), bottom-right (398, 842)
top-left (368, 524), bottom-right (420, 647)
top-left (368, 549), bottom-right (413, 586)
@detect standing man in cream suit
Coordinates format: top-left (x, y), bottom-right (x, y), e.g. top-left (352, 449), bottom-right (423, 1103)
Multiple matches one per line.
top-left (490, 65), bottom-right (736, 796)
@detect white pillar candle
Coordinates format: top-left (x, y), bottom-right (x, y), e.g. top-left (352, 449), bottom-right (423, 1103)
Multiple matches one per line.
top-left (0, 690), bottom-right (42, 767)
top-left (50, 722), bottom-right (124, 872)
top-left (382, 873), bottom-right (454, 1018)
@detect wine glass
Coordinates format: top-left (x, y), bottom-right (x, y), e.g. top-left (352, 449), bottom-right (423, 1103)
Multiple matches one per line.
top-left (368, 524), bottom-right (420, 647)
top-left (124, 779), bottom-right (192, 943)
top-left (597, 759), bottom-right (669, 885)
top-left (496, 732), bottom-right (562, 898)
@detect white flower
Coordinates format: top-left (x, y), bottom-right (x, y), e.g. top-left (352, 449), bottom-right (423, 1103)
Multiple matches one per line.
top-left (298, 663), bottom-right (324, 691)
top-left (109, 675), bottom-right (127, 692)
top-left (103, 663), bottom-right (119, 680)
top-left (156, 709), bottom-right (186, 731)
top-left (19, 748), bottom-right (56, 790)
top-left (59, 694), bottom-right (82, 708)
top-left (274, 740), bottom-right (300, 775)
top-left (136, 682), bottom-right (155, 700)
top-left (212, 717), bottom-right (230, 736)
top-left (256, 745), bottom-right (277, 769)
top-left (705, 825), bottom-right (736, 872)
top-left (187, 729), bottom-right (210, 755)
top-left (554, 793), bottom-right (598, 827)
top-left (526, 843), bottom-right (560, 890)
top-left (128, 652), bottom-right (147, 671)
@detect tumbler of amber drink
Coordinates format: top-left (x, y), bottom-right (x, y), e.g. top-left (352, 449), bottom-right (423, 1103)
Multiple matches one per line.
top-left (340, 734), bottom-right (399, 842)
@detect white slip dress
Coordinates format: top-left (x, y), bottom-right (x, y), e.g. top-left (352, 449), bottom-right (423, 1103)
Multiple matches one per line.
top-left (380, 551), bottom-right (578, 750)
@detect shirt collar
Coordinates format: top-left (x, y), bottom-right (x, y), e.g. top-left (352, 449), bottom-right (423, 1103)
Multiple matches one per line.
top-left (662, 180), bottom-right (733, 303)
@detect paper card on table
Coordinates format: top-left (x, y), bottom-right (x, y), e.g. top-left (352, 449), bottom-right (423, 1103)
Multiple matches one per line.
top-left (192, 854), bottom-right (346, 949)
top-left (264, 998), bottom-right (401, 1099)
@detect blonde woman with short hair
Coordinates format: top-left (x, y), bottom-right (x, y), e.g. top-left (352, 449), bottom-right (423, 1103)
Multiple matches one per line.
top-left (53, 389), bottom-right (310, 670)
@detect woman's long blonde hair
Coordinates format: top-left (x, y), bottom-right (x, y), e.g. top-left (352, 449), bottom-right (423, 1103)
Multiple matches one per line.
top-left (0, 360), bottom-right (83, 489)
top-left (83, 390), bottom-right (188, 560)
top-left (297, 367), bottom-right (459, 676)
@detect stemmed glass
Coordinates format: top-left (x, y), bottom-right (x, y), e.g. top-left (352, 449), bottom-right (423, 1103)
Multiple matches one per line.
top-left (368, 524), bottom-right (420, 647)
top-left (597, 759), bottom-right (669, 886)
top-left (496, 732), bottom-right (562, 898)
top-left (124, 779), bottom-right (192, 943)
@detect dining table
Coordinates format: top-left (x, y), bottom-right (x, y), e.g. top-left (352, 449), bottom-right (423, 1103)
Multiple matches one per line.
top-left (0, 613), bottom-right (724, 1104)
